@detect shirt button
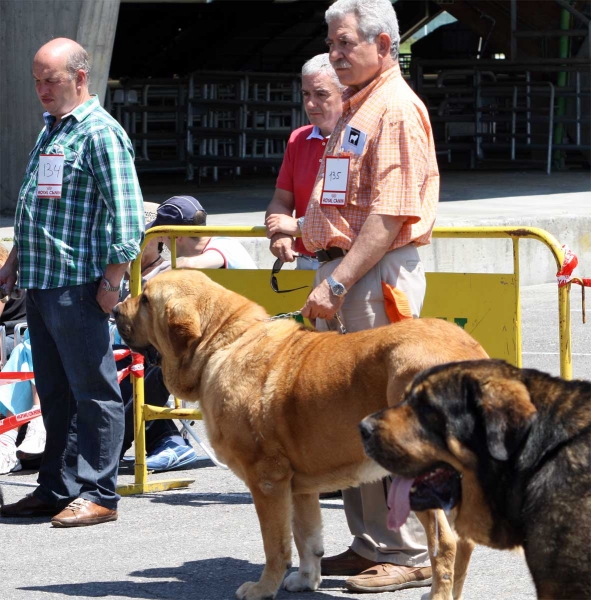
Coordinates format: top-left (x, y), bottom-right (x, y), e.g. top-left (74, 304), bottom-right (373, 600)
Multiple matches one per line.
top-left (319, 159), bottom-right (322, 163)
top-left (322, 142), bottom-right (326, 146)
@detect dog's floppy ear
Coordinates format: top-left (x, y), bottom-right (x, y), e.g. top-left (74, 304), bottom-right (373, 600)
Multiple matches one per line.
top-left (165, 300), bottom-right (202, 356)
top-left (476, 378), bottom-right (537, 461)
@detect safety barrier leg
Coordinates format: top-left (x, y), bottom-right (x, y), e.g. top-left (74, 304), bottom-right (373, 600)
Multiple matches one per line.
top-left (117, 359), bottom-right (195, 496)
top-left (512, 238), bottom-right (523, 368)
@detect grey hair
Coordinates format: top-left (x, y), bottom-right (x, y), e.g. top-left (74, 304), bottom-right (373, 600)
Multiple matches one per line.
top-left (325, 0), bottom-right (400, 61)
top-left (301, 53), bottom-right (345, 91)
top-left (66, 46), bottom-right (91, 87)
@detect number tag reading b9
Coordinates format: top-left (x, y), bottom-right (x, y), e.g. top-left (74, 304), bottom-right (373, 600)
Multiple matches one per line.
top-left (321, 156), bottom-right (349, 206)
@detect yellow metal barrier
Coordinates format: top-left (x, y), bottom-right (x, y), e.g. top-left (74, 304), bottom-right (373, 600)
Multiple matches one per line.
top-left (116, 225), bottom-right (571, 496)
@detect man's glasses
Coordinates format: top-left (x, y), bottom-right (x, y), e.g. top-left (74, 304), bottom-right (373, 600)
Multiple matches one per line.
top-left (270, 258), bottom-right (310, 294)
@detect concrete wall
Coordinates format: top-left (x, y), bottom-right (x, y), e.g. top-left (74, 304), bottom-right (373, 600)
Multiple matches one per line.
top-left (0, 0), bottom-right (120, 214)
top-left (227, 216), bottom-right (591, 288)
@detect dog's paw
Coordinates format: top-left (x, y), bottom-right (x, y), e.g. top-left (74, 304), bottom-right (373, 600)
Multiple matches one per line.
top-left (282, 571), bottom-right (321, 592)
top-left (235, 581), bottom-right (277, 600)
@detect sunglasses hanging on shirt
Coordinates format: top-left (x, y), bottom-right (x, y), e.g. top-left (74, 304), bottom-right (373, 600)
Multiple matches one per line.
top-left (270, 258), bottom-right (309, 294)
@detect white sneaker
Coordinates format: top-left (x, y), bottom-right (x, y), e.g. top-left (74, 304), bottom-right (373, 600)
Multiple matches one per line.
top-left (0, 435), bottom-right (21, 474)
top-left (16, 415), bottom-right (46, 460)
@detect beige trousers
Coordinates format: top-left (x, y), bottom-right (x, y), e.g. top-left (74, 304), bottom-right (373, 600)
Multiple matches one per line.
top-left (315, 243), bottom-right (429, 566)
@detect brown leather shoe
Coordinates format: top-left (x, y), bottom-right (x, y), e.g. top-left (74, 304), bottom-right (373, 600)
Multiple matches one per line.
top-left (345, 563), bottom-right (432, 593)
top-left (51, 498), bottom-right (118, 528)
top-left (321, 547), bottom-right (378, 576)
top-left (0, 493), bottom-right (60, 518)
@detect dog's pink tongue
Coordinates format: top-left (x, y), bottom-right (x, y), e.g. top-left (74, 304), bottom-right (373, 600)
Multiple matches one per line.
top-left (387, 477), bottom-right (414, 531)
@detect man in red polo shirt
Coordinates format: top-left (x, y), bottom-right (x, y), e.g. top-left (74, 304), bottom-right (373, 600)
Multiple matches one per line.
top-left (265, 53), bottom-right (343, 270)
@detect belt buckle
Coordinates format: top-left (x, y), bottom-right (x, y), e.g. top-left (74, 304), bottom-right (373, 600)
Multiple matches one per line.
top-left (315, 249), bottom-right (329, 263)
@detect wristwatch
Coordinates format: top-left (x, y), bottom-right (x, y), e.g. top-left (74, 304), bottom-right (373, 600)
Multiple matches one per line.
top-left (100, 277), bottom-right (121, 293)
top-left (297, 216), bottom-right (305, 231)
top-left (326, 275), bottom-right (347, 297)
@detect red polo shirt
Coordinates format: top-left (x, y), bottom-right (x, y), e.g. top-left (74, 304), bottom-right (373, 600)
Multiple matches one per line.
top-left (276, 125), bottom-right (327, 255)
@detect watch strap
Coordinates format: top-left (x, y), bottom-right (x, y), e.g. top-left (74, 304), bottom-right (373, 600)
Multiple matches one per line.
top-left (101, 277), bottom-right (121, 292)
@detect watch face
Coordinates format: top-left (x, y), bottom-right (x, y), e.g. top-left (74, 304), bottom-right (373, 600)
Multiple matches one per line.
top-left (328, 277), bottom-right (346, 296)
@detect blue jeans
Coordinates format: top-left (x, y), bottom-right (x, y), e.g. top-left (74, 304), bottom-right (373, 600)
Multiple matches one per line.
top-left (26, 282), bottom-right (124, 509)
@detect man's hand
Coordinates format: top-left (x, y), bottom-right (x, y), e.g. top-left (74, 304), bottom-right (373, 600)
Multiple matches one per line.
top-left (270, 234), bottom-right (296, 262)
top-left (0, 268), bottom-right (17, 297)
top-left (265, 189), bottom-right (299, 262)
top-left (301, 215), bottom-right (406, 322)
top-left (301, 279), bottom-right (344, 320)
top-left (0, 247), bottom-right (19, 295)
top-left (97, 288), bottom-right (120, 313)
top-left (99, 262), bottom-right (128, 313)
top-left (265, 214), bottom-right (299, 238)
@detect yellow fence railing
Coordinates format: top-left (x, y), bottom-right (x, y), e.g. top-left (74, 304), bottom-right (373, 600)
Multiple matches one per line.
top-left (116, 225), bottom-right (571, 496)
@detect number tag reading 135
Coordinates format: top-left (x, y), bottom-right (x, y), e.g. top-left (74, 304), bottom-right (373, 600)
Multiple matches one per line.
top-left (321, 156), bottom-right (349, 206)
top-left (37, 154), bottom-right (64, 199)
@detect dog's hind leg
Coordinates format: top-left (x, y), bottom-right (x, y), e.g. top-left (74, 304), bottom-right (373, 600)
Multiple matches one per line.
top-left (417, 509), bottom-right (456, 600)
top-left (283, 492), bottom-right (323, 592)
top-left (451, 537), bottom-right (474, 600)
top-left (236, 477), bottom-right (293, 600)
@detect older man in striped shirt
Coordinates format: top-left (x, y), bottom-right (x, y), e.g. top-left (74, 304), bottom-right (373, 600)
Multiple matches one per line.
top-left (0, 38), bottom-right (144, 527)
top-left (300, 0), bottom-right (439, 594)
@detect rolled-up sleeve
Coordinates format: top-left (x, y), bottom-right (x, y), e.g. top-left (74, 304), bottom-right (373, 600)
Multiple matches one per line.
top-left (369, 114), bottom-right (425, 225)
top-left (90, 128), bottom-right (145, 264)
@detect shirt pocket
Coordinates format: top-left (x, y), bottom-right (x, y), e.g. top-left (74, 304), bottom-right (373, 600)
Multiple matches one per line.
top-left (344, 152), bottom-right (370, 208)
top-left (60, 146), bottom-right (83, 185)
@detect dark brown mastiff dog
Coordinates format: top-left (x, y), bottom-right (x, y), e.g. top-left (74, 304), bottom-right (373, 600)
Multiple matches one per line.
top-left (113, 269), bottom-right (489, 600)
top-left (361, 359), bottom-right (591, 600)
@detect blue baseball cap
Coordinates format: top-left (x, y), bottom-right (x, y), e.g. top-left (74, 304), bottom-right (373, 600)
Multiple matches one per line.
top-left (147, 196), bottom-right (207, 229)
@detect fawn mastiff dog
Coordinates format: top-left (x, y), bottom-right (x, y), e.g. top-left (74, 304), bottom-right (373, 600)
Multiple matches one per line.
top-left (113, 269), bottom-right (488, 600)
top-left (361, 359), bottom-right (591, 600)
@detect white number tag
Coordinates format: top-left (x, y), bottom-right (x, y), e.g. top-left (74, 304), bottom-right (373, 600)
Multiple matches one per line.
top-left (321, 156), bottom-right (349, 206)
top-left (37, 154), bottom-right (64, 199)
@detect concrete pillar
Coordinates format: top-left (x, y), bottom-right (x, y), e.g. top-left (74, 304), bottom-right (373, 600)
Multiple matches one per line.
top-left (0, 0), bottom-right (120, 214)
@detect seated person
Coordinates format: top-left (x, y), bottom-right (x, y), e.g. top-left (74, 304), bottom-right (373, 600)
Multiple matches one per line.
top-left (114, 347), bottom-right (199, 472)
top-left (118, 202), bottom-right (172, 299)
top-left (0, 242), bottom-right (27, 357)
top-left (0, 242), bottom-right (44, 475)
top-left (265, 53), bottom-right (343, 271)
top-left (112, 202), bottom-right (199, 472)
top-left (148, 196), bottom-right (257, 269)
top-left (0, 330), bottom-right (46, 474)
top-left (115, 196), bottom-right (257, 470)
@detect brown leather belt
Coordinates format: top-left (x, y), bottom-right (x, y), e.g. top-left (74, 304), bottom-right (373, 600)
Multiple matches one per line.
top-left (315, 247), bottom-right (347, 263)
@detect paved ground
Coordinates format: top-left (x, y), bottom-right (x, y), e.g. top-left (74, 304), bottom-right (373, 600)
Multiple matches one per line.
top-left (0, 463), bottom-right (536, 600)
top-left (1, 281), bottom-right (588, 600)
top-left (1, 169), bottom-right (589, 599)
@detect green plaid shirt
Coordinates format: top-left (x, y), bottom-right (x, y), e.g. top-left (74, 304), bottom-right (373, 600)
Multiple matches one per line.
top-left (15, 96), bottom-right (144, 289)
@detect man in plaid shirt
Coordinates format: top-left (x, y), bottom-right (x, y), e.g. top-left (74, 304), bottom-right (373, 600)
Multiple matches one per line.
top-left (300, 0), bottom-right (439, 594)
top-left (0, 38), bottom-right (144, 526)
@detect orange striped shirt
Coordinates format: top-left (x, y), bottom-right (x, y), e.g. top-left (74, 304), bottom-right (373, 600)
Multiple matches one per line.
top-left (302, 63), bottom-right (439, 252)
